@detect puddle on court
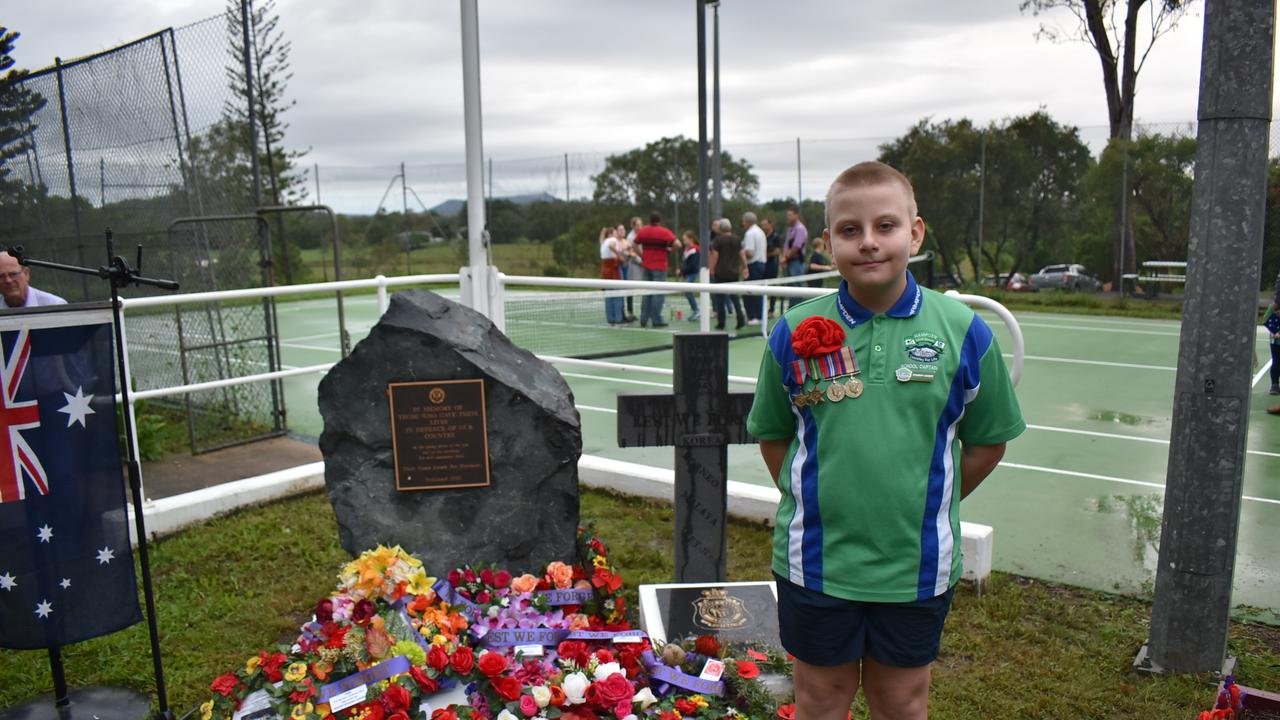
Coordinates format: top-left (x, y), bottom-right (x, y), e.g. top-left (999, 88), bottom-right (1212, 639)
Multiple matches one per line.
top-left (1089, 493), bottom-right (1163, 591)
top-left (1088, 410), bottom-right (1158, 427)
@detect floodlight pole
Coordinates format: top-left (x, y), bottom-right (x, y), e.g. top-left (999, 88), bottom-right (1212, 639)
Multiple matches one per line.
top-left (710, 1), bottom-right (723, 221)
top-left (697, 0), bottom-right (711, 332)
top-left (1140, 0), bottom-right (1275, 675)
top-left (460, 0), bottom-right (491, 318)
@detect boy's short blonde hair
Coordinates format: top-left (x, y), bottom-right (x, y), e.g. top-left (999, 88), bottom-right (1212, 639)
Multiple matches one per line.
top-left (824, 161), bottom-right (918, 226)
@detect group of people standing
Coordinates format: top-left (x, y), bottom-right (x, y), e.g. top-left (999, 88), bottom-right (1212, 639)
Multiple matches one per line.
top-left (599, 207), bottom-right (834, 330)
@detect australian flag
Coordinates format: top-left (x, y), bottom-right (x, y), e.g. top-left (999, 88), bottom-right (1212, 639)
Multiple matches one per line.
top-left (0, 304), bottom-right (141, 650)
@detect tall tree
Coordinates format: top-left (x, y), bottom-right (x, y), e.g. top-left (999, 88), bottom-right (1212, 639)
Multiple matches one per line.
top-left (224, 0), bottom-right (306, 207)
top-left (592, 135), bottom-right (758, 210)
top-left (0, 28), bottom-right (47, 200)
top-left (1020, 0), bottom-right (1196, 282)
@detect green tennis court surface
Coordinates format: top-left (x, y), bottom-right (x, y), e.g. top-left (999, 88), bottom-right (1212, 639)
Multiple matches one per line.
top-left (258, 294), bottom-right (1280, 618)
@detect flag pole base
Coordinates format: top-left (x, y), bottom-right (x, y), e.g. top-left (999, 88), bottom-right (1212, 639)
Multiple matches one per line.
top-left (0, 686), bottom-right (152, 720)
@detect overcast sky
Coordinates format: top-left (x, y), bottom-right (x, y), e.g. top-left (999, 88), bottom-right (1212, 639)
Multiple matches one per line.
top-left (6, 1), bottom-right (1269, 211)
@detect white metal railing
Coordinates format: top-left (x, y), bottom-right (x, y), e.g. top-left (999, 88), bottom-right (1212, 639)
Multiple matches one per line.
top-left (116, 270), bottom-right (1025, 497)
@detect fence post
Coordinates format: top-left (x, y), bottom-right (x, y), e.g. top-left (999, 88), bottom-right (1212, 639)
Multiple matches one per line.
top-left (53, 57), bottom-right (89, 301)
top-left (376, 274), bottom-right (389, 315)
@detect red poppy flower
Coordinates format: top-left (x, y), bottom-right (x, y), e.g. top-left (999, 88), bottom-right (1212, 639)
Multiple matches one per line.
top-left (776, 703), bottom-right (795, 720)
top-left (746, 649), bottom-right (768, 661)
top-left (735, 660), bottom-right (760, 679)
top-left (790, 316), bottom-right (846, 358)
top-left (694, 635), bottom-right (720, 657)
top-left (210, 673), bottom-right (238, 697)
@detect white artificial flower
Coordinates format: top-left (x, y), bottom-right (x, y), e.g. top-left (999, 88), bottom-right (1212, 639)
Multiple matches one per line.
top-left (495, 710), bottom-right (519, 720)
top-left (487, 605), bottom-right (500, 618)
top-left (593, 662), bottom-right (622, 681)
top-left (530, 685), bottom-right (551, 708)
top-left (632, 687), bottom-right (658, 710)
top-left (562, 672), bottom-right (590, 705)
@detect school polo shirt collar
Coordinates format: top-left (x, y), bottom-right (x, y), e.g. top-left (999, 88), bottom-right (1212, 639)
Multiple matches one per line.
top-left (835, 273), bottom-right (922, 328)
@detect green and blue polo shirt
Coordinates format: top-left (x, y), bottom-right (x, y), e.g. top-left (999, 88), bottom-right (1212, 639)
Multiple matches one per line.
top-left (747, 273), bottom-right (1025, 602)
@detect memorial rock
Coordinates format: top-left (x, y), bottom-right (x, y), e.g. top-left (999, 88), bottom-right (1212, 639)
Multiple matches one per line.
top-left (318, 290), bottom-right (581, 573)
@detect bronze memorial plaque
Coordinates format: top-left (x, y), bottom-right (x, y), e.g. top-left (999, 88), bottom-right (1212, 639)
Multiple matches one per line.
top-left (388, 379), bottom-right (490, 490)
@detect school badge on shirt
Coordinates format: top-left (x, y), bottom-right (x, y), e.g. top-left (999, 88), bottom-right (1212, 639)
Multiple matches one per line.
top-left (898, 332), bottom-right (944, 383)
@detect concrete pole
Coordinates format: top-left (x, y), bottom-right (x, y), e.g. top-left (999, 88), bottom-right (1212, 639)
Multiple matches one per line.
top-left (711, 2), bottom-right (722, 221)
top-left (697, 1), bottom-right (711, 332)
top-left (1144, 0), bottom-right (1275, 675)
top-left (460, 0), bottom-right (490, 317)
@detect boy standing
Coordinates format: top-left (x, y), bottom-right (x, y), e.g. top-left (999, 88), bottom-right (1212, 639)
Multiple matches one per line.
top-left (747, 162), bottom-right (1024, 720)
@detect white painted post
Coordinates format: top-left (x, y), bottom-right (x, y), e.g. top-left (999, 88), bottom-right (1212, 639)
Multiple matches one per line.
top-left (460, 0), bottom-right (491, 319)
top-left (376, 274), bottom-right (389, 314)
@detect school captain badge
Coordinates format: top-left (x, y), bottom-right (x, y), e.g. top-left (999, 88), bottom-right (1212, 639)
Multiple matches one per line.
top-left (904, 333), bottom-right (946, 363)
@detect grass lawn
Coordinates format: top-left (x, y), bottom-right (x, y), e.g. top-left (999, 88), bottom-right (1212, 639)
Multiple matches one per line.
top-left (1, 489), bottom-right (1276, 718)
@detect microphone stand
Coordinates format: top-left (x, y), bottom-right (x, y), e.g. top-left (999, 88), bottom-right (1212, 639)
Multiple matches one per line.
top-left (5, 228), bottom-right (179, 720)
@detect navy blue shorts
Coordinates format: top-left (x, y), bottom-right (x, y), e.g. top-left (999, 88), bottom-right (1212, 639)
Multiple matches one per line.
top-left (775, 573), bottom-right (955, 668)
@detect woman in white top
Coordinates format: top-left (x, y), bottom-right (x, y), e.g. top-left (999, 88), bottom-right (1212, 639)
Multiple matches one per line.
top-left (599, 227), bottom-right (626, 325)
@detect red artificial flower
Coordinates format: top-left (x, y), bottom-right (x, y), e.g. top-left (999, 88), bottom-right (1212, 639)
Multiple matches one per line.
top-left (735, 660), bottom-right (760, 679)
top-left (593, 649), bottom-right (615, 665)
top-left (380, 683), bottom-right (412, 713)
top-left (210, 673), bottom-right (238, 697)
top-left (477, 651), bottom-right (509, 677)
top-left (480, 568), bottom-right (494, 586)
top-left (289, 680), bottom-right (316, 704)
top-left (746, 649), bottom-right (768, 661)
top-left (494, 570), bottom-right (512, 589)
top-left (519, 694), bottom-right (539, 717)
top-left (548, 685), bottom-right (567, 707)
top-left (427, 645), bottom-right (450, 673)
top-left (790, 316), bottom-right (846, 358)
top-left (694, 635), bottom-right (721, 657)
top-left (591, 567), bottom-right (622, 593)
top-left (561, 710), bottom-right (600, 720)
top-left (776, 704), bottom-right (795, 720)
top-left (675, 698), bottom-right (699, 716)
top-left (431, 709), bottom-right (458, 720)
top-left (387, 712), bottom-right (410, 720)
top-left (557, 640), bottom-right (590, 667)
top-left (658, 712), bottom-right (681, 720)
top-left (324, 623), bottom-right (350, 649)
top-left (591, 538), bottom-right (606, 556)
top-left (613, 700), bottom-right (632, 719)
top-left (491, 676), bottom-right (523, 702)
top-left (357, 702), bottom-right (386, 720)
top-left (261, 652), bottom-right (288, 683)
top-left (352, 599), bottom-right (377, 626)
top-left (409, 666), bottom-right (439, 695)
top-left (590, 673), bottom-right (634, 708)
top-left (314, 598), bottom-right (334, 624)
top-left (475, 591), bottom-right (492, 604)
top-left (447, 570), bottom-right (462, 587)
top-left (449, 646), bottom-right (475, 676)
top-left (463, 568), bottom-right (477, 583)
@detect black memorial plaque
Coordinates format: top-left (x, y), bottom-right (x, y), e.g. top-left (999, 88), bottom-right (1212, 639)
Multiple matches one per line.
top-left (388, 379), bottom-right (490, 490)
top-left (648, 582), bottom-right (780, 649)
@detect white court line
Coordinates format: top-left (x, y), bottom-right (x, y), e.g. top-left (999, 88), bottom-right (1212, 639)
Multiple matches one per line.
top-left (1015, 321), bottom-right (1180, 337)
top-left (1253, 360), bottom-right (1273, 388)
top-left (280, 342), bottom-right (343, 353)
top-left (576, 404), bottom-right (617, 414)
top-left (1004, 313), bottom-right (1181, 328)
top-left (560, 372), bottom-right (671, 389)
top-left (1026, 423), bottom-right (1280, 460)
top-left (1007, 353), bottom-right (1176, 371)
top-left (1001, 462), bottom-right (1280, 506)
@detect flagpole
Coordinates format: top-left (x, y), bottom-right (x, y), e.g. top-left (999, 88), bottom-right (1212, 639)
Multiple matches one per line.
top-left (103, 230), bottom-right (178, 720)
top-left (4, 234), bottom-right (179, 720)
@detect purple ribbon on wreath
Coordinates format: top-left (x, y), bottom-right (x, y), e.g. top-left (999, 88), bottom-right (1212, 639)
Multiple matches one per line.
top-left (641, 650), bottom-right (725, 697)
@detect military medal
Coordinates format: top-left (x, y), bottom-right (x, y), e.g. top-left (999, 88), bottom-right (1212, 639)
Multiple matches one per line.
top-left (844, 376), bottom-right (863, 398)
top-left (792, 392), bottom-right (809, 408)
top-left (806, 388), bottom-right (825, 406)
top-left (825, 381), bottom-right (846, 402)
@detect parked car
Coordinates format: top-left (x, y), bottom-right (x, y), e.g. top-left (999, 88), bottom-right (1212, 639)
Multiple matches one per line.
top-left (1005, 272), bottom-right (1032, 292)
top-left (1029, 264), bottom-right (1102, 292)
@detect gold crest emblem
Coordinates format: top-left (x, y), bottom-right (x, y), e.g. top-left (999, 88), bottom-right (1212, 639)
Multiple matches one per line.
top-left (692, 588), bottom-right (750, 630)
top-left (428, 387), bottom-right (446, 404)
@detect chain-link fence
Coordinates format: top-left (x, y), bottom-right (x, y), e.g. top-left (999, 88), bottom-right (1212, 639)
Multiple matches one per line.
top-left (2, 14), bottom-right (285, 453)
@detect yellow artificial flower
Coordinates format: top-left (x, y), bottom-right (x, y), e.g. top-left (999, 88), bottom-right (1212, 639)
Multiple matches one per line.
top-left (200, 701), bottom-right (214, 720)
top-left (289, 702), bottom-right (314, 719)
top-left (432, 634), bottom-right (449, 646)
top-left (245, 656), bottom-right (262, 675)
top-left (284, 662), bottom-right (308, 683)
top-left (691, 695), bottom-right (709, 709)
top-left (592, 555), bottom-right (609, 569)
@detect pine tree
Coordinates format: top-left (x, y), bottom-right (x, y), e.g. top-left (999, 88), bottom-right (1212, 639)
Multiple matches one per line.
top-left (0, 27), bottom-right (48, 199)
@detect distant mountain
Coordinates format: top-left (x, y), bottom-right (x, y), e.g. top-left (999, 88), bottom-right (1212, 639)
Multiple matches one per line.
top-left (430, 192), bottom-right (560, 216)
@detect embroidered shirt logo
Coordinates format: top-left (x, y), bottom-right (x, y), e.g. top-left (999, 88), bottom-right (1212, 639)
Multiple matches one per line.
top-left (904, 333), bottom-right (946, 364)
